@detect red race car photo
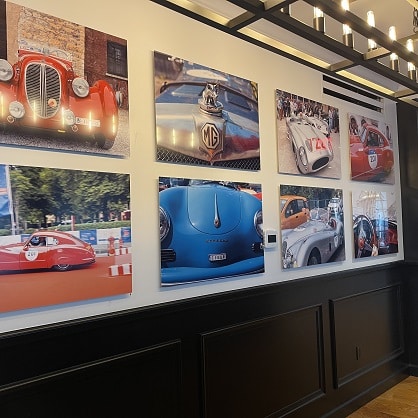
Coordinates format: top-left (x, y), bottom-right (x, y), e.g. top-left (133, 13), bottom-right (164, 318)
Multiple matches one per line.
top-left (350, 122), bottom-right (394, 182)
top-left (0, 230), bottom-right (95, 272)
top-left (0, 47), bottom-right (118, 150)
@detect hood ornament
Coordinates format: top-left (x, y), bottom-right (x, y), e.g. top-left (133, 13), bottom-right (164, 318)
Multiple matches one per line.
top-left (213, 193), bottom-right (221, 228)
top-left (199, 82), bottom-right (223, 115)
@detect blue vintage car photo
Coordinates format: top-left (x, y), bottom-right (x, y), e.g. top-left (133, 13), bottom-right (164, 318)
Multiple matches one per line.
top-left (159, 180), bottom-right (264, 285)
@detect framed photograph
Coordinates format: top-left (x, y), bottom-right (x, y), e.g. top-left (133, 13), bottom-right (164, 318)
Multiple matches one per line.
top-left (352, 189), bottom-right (398, 258)
top-left (154, 51), bottom-right (260, 170)
top-left (0, 2), bottom-right (129, 157)
top-left (276, 90), bottom-right (341, 179)
top-left (0, 164), bottom-right (132, 313)
top-left (280, 184), bottom-right (345, 269)
top-left (348, 113), bottom-right (394, 184)
top-left (159, 177), bottom-right (264, 285)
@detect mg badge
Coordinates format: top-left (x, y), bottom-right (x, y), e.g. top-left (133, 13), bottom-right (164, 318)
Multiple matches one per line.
top-left (200, 122), bottom-right (223, 162)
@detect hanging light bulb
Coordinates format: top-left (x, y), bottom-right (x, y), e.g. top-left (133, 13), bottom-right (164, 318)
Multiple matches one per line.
top-left (341, 0), bottom-right (353, 48)
top-left (367, 11), bottom-right (377, 51)
top-left (389, 26), bottom-right (399, 72)
top-left (407, 38), bottom-right (417, 81)
top-left (313, 7), bottom-right (325, 33)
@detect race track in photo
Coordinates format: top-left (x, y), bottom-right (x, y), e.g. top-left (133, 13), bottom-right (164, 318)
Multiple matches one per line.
top-left (0, 253), bottom-right (132, 313)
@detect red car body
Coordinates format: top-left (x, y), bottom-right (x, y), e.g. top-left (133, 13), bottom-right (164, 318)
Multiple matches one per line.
top-left (0, 231), bottom-right (95, 272)
top-left (0, 49), bottom-right (118, 149)
top-left (350, 124), bottom-right (394, 181)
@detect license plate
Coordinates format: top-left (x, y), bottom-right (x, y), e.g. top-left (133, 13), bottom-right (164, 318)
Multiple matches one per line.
top-left (209, 253), bottom-right (226, 261)
top-left (75, 117), bottom-right (100, 127)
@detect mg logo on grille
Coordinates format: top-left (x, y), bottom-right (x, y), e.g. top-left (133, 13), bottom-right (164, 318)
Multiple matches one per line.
top-left (201, 123), bottom-right (220, 149)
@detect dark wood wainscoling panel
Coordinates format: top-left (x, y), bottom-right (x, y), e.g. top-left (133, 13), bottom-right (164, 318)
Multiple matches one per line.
top-left (202, 307), bottom-right (325, 418)
top-left (0, 340), bottom-right (182, 418)
top-left (330, 285), bottom-right (403, 388)
top-left (0, 264), bottom-right (407, 418)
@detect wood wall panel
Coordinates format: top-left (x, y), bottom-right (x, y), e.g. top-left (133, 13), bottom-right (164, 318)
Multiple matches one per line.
top-left (201, 307), bottom-right (325, 418)
top-left (0, 263), bottom-right (407, 417)
top-left (330, 285), bottom-right (403, 388)
top-left (0, 340), bottom-right (182, 418)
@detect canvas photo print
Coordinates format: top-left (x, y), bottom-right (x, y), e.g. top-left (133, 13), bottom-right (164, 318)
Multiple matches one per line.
top-left (154, 51), bottom-right (260, 171)
top-left (159, 177), bottom-right (264, 285)
top-left (348, 113), bottom-right (394, 184)
top-left (276, 90), bottom-right (341, 179)
top-left (0, 164), bottom-right (131, 313)
top-left (352, 189), bottom-right (398, 258)
top-left (0, 2), bottom-right (129, 157)
top-left (280, 184), bottom-right (345, 269)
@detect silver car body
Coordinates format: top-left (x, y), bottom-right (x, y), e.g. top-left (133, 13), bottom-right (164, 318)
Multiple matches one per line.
top-left (282, 208), bottom-right (344, 268)
top-left (156, 102), bottom-right (259, 163)
top-left (286, 114), bottom-right (333, 173)
top-left (306, 115), bottom-right (329, 137)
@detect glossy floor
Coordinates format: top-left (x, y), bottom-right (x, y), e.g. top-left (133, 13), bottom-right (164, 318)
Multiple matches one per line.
top-left (347, 376), bottom-right (418, 417)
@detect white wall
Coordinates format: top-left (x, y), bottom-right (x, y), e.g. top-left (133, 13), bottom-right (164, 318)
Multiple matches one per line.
top-left (0, 0), bottom-right (403, 333)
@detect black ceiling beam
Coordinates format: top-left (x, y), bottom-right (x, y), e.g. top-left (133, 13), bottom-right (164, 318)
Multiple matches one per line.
top-left (227, 0), bottom-right (418, 92)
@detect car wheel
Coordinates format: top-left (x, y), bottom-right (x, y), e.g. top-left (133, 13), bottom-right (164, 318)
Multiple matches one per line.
top-left (307, 249), bottom-right (321, 265)
top-left (53, 264), bottom-right (71, 272)
top-left (96, 134), bottom-right (114, 150)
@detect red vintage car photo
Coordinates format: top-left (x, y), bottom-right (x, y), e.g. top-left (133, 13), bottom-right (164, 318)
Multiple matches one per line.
top-left (0, 230), bottom-right (95, 272)
top-left (350, 122), bottom-right (394, 182)
top-left (0, 47), bottom-right (118, 150)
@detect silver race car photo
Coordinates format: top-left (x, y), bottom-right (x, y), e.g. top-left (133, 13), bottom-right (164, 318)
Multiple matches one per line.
top-left (286, 113), bottom-right (334, 174)
top-left (282, 208), bottom-right (344, 268)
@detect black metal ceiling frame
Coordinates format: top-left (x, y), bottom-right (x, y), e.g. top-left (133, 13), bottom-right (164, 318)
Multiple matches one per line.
top-left (151, 0), bottom-right (418, 106)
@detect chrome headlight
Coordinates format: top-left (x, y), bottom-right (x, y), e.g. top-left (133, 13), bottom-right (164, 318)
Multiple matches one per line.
top-left (159, 207), bottom-right (171, 241)
top-left (9, 101), bottom-right (25, 119)
top-left (0, 59), bottom-right (13, 82)
top-left (299, 146), bottom-right (308, 167)
top-left (62, 109), bottom-right (75, 125)
top-left (72, 77), bottom-right (90, 98)
top-left (254, 210), bottom-right (263, 239)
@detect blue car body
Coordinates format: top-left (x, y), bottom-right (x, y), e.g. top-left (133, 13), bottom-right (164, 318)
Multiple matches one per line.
top-left (159, 182), bottom-right (264, 284)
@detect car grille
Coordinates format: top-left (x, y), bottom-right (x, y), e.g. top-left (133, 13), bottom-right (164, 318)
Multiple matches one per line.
top-left (161, 249), bottom-right (176, 263)
top-left (25, 63), bottom-right (61, 118)
top-left (312, 157), bottom-right (329, 171)
top-left (157, 147), bottom-right (260, 171)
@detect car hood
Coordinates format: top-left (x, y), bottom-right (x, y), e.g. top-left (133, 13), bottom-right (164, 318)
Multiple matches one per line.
top-left (187, 185), bottom-right (241, 234)
top-left (282, 220), bottom-right (328, 247)
top-left (0, 242), bottom-right (25, 254)
top-left (155, 103), bottom-right (259, 161)
top-left (288, 120), bottom-right (326, 141)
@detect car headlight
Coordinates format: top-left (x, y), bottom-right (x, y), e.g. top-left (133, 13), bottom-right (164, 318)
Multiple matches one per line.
top-left (298, 146), bottom-right (308, 166)
top-left (9, 101), bottom-right (25, 119)
top-left (159, 207), bottom-right (171, 241)
top-left (72, 77), bottom-right (90, 98)
top-left (0, 59), bottom-right (13, 82)
top-left (254, 210), bottom-right (263, 239)
top-left (62, 109), bottom-right (75, 125)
